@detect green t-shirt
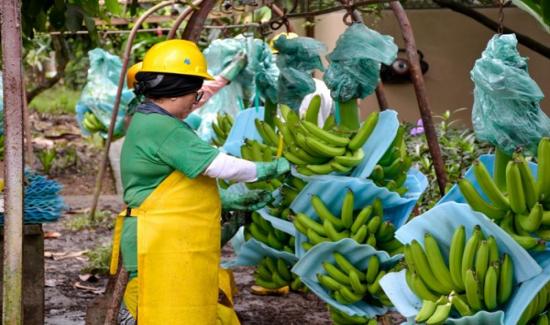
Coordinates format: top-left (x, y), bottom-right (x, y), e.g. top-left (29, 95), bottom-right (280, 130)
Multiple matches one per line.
top-left (121, 111), bottom-right (219, 208)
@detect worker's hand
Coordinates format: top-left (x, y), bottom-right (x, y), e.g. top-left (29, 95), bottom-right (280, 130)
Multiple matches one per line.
top-left (255, 158), bottom-right (291, 181)
top-left (219, 51), bottom-right (248, 82)
top-left (220, 187), bottom-right (273, 211)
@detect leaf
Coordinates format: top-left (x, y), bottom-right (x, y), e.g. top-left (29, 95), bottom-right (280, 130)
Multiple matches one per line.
top-left (48, 0), bottom-right (66, 30)
top-left (84, 15), bottom-right (99, 45)
top-left (65, 5), bottom-right (85, 32)
top-left (104, 0), bottom-right (121, 15)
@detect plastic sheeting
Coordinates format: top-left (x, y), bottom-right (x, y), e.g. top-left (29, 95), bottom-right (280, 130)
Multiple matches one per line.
top-left (471, 34), bottom-right (550, 155)
top-left (324, 24), bottom-right (398, 102)
top-left (75, 48), bottom-right (135, 139)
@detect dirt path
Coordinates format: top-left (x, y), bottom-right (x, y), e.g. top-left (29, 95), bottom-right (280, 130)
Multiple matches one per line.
top-left (44, 196), bottom-right (332, 324)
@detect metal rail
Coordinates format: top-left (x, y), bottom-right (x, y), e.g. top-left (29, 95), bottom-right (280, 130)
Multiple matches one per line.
top-left (1, 0), bottom-right (25, 323)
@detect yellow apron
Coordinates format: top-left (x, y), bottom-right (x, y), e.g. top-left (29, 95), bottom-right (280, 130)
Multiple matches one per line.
top-left (110, 170), bottom-right (240, 324)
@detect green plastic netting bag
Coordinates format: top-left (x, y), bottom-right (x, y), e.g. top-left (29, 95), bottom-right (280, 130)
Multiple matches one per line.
top-left (274, 35), bottom-right (326, 109)
top-left (324, 23), bottom-right (397, 102)
top-left (471, 34), bottom-right (550, 155)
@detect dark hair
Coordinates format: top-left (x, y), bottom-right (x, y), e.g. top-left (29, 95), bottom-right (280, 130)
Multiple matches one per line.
top-left (134, 72), bottom-right (204, 99)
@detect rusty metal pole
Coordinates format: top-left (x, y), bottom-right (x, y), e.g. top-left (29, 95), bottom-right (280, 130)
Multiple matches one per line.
top-left (1, 0), bottom-right (25, 323)
top-left (181, 0), bottom-right (217, 41)
top-left (374, 83), bottom-right (389, 111)
top-left (390, 1), bottom-right (447, 195)
top-left (167, 0), bottom-right (204, 39)
top-left (89, 0), bottom-right (185, 221)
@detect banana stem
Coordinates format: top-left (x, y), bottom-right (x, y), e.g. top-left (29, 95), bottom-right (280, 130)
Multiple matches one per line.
top-left (264, 99), bottom-right (277, 128)
top-left (338, 99), bottom-right (360, 131)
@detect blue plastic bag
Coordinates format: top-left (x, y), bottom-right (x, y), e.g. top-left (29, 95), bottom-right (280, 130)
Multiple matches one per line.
top-left (381, 202), bottom-right (542, 323)
top-left (222, 106), bottom-right (264, 157)
top-left (290, 169), bottom-right (428, 257)
top-left (471, 34), bottom-right (550, 156)
top-left (75, 48), bottom-right (135, 138)
top-left (324, 24), bottom-right (398, 102)
top-left (291, 239), bottom-right (401, 317)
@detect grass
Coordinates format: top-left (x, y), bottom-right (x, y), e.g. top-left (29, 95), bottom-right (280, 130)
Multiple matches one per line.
top-left (29, 84), bottom-right (80, 115)
top-left (82, 243), bottom-right (112, 275)
top-left (65, 210), bottom-right (114, 232)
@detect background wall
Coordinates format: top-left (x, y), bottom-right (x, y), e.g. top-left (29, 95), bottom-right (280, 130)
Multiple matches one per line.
top-left (309, 7), bottom-right (550, 125)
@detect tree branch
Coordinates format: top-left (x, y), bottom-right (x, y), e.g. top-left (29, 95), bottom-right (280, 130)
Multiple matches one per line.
top-left (25, 34), bottom-right (70, 103)
top-left (433, 0), bottom-right (550, 59)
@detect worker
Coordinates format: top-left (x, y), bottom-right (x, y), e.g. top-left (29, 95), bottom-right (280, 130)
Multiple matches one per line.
top-left (270, 32), bottom-right (334, 127)
top-left (111, 39), bottom-right (290, 324)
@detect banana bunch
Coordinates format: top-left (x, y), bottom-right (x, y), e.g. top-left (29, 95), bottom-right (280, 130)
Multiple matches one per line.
top-left (266, 175), bottom-right (307, 221)
top-left (518, 282), bottom-right (550, 325)
top-left (370, 127), bottom-right (411, 196)
top-left (293, 190), bottom-right (402, 255)
top-left (459, 138), bottom-right (550, 250)
top-left (276, 103), bottom-right (377, 176)
top-left (317, 253), bottom-right (392, 307)
top-left (82, 111), bottom-right (106, 133)
top-left (406, 226), bottom-right (514, 324)
top-left (254, 256), bottom-right (305, 292)
top-left (211, 113), bottom-right (233, 147)
top-left (244, 211), bottom-right (295, 253)
top-left (327, 305), bottom-right (377, 325)
top-left (240, 138), bottom-right (283, 192)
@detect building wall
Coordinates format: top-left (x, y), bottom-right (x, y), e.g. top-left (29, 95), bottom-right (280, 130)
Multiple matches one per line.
top-left (310, 8), bottom-right (550, 125)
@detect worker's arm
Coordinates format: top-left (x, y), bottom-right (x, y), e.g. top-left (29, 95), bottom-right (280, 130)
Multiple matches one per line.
top-left (203, 152), bottom-right (290, 182)
top-left (194, 51), bottom-right (247, 108)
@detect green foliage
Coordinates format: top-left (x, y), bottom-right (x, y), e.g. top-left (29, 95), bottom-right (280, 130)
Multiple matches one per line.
top-left (65, 210), bottom-right (113, 231)
top-left (37, 147), bottom-right (57, 175)
top-left (29, 84), bottom-right (80, 114)
top-left (82, 242), bottom-right (112, 275)
top-left (405, 109), bottom-right (492, 212)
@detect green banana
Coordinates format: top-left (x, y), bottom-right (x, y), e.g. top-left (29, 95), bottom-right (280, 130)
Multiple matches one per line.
top-left (370, 165), bottom-right (384, 182)
top-left (424, 233), bottom-right (456, 292)
top-left (348, 112), bottom-right (379, 150)
top-left (537, 138), bottom-right (550, 202)
top-left (537, 314), bottom-right (549, 325)
top-left (465, 269), bottom-right (483, 311)
top-left (339, 286), bottom-right (364, 304)
top-left (267, 232), bottom-right (285, 250)
top-left (458, 179), bottom-right (506, 220)
top-left (307, 228), bottom-right (330, 245)
top-left (373, 199), bottom-right (384, 219)
top-left (301, 120), bottom-right (350, 147)
top-left (365, 255), bottom-right (380, 284)
top-left (484, 265), bottom-right (498, 310)
top-left (426, 302), bottom-right (452, 325)
top-left (290, 146), bottom-right (327, 164)
top-left (494, 147), bottom-right (512, 192)
top-left (272, 271), bottom-right (289, 287)
top-left (349, 270), bottom-right (367, 295)
top-left (517, 203), bottom-right (543, 232)
top-left (324, 220), bottom-right (349, 241)
top-left (382, 158), bottom-right (406, 179)
top-left (274, 117), bottom-right (295, 147)
top-left (507, 160), bottom-right (528, 214)
top-left (333, 252), bottom-right (365, 281)
top-left (351, 225), bottom-right (368, 244)
top-left (450, 293), bottom-right (473, 317)
top-left (517, 154), bottom-right (538, 209)
top-left (305, 95), bottom-right (321, 125)
top-left (411, 240), bottom-right (452, 294)
top-left (367, 216), bottom-right (382, 235)
top-left (462, 225), bottom-right (482, 282)
top-left (331, 161), bottom-right (353, 174)
top-left (261, 119), bottom-right (280, 146)
top-left (541, 210), bottom-right (550, 226)
top-left (334, 148), bottom-right (365, 167)
top-left (409, 271), bottom-right (439, 301)
top-left (323, 115), bottom-right (336, 131)
top-left (500, 214), bottom-right (540, 249)
top-left (367, 270), bottom-right (386, 295)
top-left (255, 263), bottom-right (272, 280)
top-left (296, 213), bottom-right (326, 236)
top-left (333, 289), bottom-right (355, 305)
top-left (450, 226), bottom-right (466, 291)
top-left (248, 223), bottom-right (269, 244)
top-left (341, 190), bottom-right (355, 228)
top-left (305, 136), bottom-right (346, 157)
top-left (366, 234), bottom-right (377, 247)
top-left (317, 273), bottom-right (344, 291)
top-left (283, 151), bottom-right (308, 165)
top-left (311, 195), bottom-right (345, 230)
top-left (404, 244), bottom-right (417, 273)
top-left (498, 253), bottom-right (514, 305)
top-left (415, 300), bottom-right (437, 323)
top-left (487, 236), bottom-right (500, 265)
top-left (376, 221), bottom-right (395, 243)
top-left (302, 241), bottom-right (314, 251)
top-left (255, 277), bottom-right (284, 289)
top-left (322, 262), bottom-right (350, 285)
top-left (306, 162), bottom-right (334, 175)
top-left (351, 206), bottom-right (372, 234)
top-left (473, 160), bottom-right (510, 209)
top-left (293, 217), bottom-right (309, 235)
top-left (277, 258), bottom-right (292, 282)
top-left (475, 240), bottom-right (490, 289)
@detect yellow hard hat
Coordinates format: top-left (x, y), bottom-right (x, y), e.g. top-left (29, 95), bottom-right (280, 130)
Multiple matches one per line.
top-left (269, 32), bottom-right (299, 54)
top-left (126, 62), bottom-right (142, 89)
top-left (139, 40), bottom-right (213, 80)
